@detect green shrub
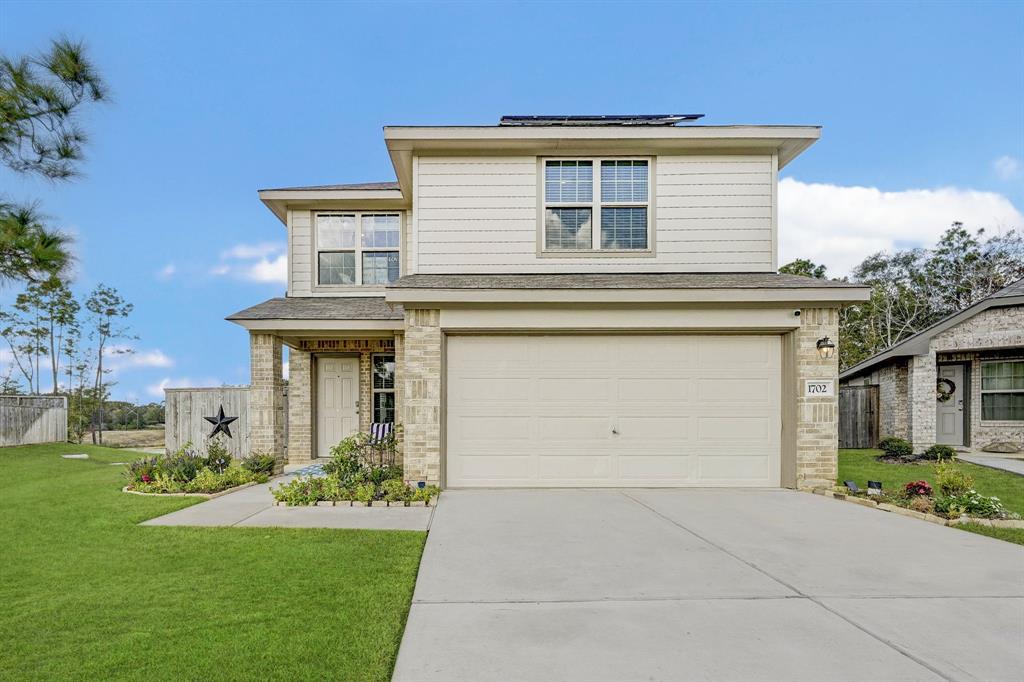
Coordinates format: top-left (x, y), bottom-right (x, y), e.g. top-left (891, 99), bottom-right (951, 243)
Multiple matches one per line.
top-left (934, 491), bottom-right (1020, 520)
top-left (935, 462), bottom-right (974, 497)
top-left (354, 483), bottom-right (376, 505)
top-left (414, 485), bottom-right (441, 505)
top-left (125, 456), bottom-right (160, 484)
top-left (322, 451), bottom-right (363, 485)
top-left (159, 452), bottom-right (200, 483)
top-left (921, 444), bottom-right (957, 462)
top-left (241, 452), bottom-right (276, 476)
top-left (203, 437), bottom-right (232, 473)
top-left (878, 437), bottom-right (913, 459)
top-left (381, 479), bottom-right (412, 504)
top-left (272, 476), bottom-right (326, 506)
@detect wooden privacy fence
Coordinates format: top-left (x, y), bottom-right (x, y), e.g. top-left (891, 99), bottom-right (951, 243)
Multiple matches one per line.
top-left (839, 385), bottom-right (879, 449)
top-left (0, 395), bottom-right (68, 446)
top-left (165, 386), bottom-right (251, 459)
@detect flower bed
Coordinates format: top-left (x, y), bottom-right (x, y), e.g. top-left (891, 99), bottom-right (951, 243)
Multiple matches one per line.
top-left (122, 439), bottom-right (273, 495)
top-left (272, 428), bottom-right (440, 508)
top-left (826, 460), bottom-right (1023, 527)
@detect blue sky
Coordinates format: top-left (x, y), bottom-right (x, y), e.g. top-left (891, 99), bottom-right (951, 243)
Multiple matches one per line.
top-left (1, 1), bottom-right (1022, 402)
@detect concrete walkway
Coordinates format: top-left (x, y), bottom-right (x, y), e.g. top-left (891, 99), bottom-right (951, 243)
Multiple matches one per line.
top-left (960, 454), bottom-right (1024, 476)
top-left (141, 476), bottom-right (433, 531)
top-left (393, 489), bottom-right (1024, 682)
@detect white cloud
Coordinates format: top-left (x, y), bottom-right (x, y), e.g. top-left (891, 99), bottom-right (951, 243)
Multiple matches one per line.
top-left (993, 155), bottom-right (1022, 181)
top-left (778, 178), bottom-right (1024, 276)
top-left (146, 376), bottom-right (222, 398)
top-left (103, 346), bottom-right (174, 372)
top-left (156, 263), bottom-right (176, 280)
top-left (213, 241), bottom-right (287, 284)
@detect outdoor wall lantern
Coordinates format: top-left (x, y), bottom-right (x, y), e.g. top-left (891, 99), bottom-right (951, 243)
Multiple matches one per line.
top-left (816, 336), bottom-right (836, 360)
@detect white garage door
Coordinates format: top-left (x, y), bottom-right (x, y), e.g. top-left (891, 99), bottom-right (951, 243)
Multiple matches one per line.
top-left (446, 335), bottom-right (781, 487)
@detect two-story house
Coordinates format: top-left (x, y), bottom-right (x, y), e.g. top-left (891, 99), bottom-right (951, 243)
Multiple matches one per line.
top-left (228, 115), bottom-right (869, 490)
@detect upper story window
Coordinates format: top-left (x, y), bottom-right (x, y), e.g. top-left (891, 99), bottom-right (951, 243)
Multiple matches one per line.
top-left (543, 159), bottom-right (650, 252)
top-left (316, 212), bottom-right (400, 286)
top-left (981, 360), bottom-right (1024, 421)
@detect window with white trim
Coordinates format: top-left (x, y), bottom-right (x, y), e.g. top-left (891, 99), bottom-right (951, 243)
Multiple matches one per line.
top-left (372, 354), bottom-right (396, 424)
top-left (316, 212), bottom-right (400, 286)
top-left (543, 159), bottom-right (650, 251)
top-left (981, 360), bottom-right (1024, 421)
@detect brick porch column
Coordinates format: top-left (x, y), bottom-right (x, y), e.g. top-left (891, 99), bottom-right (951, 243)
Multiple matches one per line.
top-left (795, 307), bottom-right (840, 489)
top-left (402, 309), bottom-right (441, 485)
top-left (287, 348), bottom-right (313, 463)
top-left (908, 352), bottom-right (937, 452)
top-left (250, 332), bottom-right (285, 469)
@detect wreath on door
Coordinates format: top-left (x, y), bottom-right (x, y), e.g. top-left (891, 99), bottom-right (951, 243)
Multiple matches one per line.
top-left (936, 378), bottom-right (956, 403)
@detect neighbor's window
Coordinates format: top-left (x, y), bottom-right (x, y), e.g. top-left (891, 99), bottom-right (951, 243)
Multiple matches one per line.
top-left (981, 360), bottom-right (1024, 421)
top-left (316, 212), bottom-right (400, 286)
top-left (372, 354), bottom-right (396, 424)
top-left (543, 159), bottom-right (649, 251)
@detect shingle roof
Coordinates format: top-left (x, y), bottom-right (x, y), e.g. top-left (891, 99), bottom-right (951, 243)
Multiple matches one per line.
top-left (259, 181), bottom-right (400, 192)
top-left (388, 273), bottom-right (866, 290)
top-left (990, 276), bottom-right (1024, 299)
top-left (226, 297), bottom-right (403, 321)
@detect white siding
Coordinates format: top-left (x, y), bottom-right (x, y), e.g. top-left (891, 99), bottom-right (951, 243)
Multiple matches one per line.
top-left (412, 154), bottom-right (776, 274)
top-left (289, 209), bottom-right (313, 296)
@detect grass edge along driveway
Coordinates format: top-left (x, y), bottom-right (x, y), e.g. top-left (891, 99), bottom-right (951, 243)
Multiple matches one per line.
top-left (0, 443), bottom-right (425, 681)
top-left (839, 448), bottom-right (1024, 546)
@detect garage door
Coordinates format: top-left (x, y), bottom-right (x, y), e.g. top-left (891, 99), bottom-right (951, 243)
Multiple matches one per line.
top-left (446, 335), bottom-right (781, 487)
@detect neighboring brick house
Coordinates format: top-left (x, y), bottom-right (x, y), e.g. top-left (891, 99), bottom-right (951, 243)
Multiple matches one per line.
top-left (228, 114), bottom-right (869, 489)
top-left (840, 278), bottom-right (1024, 453)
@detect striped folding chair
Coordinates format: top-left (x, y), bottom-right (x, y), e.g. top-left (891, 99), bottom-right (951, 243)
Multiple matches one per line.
top-left (369, 422), bottom-right (394, 444)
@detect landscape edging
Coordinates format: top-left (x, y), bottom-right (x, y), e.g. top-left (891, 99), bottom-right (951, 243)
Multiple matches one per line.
top-left (122, 481), bottom-right (258, 499)
top-left (809, 488), bottom-right (1024, 529)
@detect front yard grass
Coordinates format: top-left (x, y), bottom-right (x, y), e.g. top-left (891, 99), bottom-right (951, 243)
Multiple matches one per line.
top-left (0, 443), bottom-right (425, 681)
top-left (839, 448), bottom-right (1024, 545)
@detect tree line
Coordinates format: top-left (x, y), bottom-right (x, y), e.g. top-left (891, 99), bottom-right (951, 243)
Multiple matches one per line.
top-left (781, 223), bottom-right (1024, 370)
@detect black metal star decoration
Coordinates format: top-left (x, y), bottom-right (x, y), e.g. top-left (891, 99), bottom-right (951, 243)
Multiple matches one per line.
top-left (204, 404), bottom-right (238, 439)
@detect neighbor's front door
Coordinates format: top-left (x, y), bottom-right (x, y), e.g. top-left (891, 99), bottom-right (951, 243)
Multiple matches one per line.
top-left (317, 357), bottom-right (359, 458)
top-left (935, 364), bottom-right (965, 446)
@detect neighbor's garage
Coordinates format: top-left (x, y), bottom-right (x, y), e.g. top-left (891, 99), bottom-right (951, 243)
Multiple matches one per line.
top-left (445, 334), bottom-right (781, 487)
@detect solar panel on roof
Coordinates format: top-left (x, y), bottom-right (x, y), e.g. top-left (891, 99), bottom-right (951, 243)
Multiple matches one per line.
top-left (499, 114), bottom-right (705, 126)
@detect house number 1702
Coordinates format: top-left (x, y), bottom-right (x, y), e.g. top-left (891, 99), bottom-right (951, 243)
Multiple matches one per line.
top-left (804, 380), bottom-right (835, 397)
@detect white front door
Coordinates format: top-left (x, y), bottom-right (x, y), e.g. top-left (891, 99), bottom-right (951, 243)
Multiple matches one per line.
top-left (446, 334), bottom-right (782, 488)
top-left (317, 357), bottom-right (359, 458)
top-left (935, 364), bottom-right (965, 446)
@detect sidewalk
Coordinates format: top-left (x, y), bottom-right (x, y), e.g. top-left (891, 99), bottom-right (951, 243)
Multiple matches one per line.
top-left (960, 454), bottom-right (1024, 477)
top-left (141, 475), bottom-right (434, 530)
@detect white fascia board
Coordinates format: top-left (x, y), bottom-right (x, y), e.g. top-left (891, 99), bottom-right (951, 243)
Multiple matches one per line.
top-left (385, 287), bottom-right (869, 305)
top-left (227, 319), bottom-right (404, 332)
top-left (258, 189), bottom-right (409, 225)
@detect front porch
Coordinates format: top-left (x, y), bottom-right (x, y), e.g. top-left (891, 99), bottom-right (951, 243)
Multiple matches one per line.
top-left (248, 332), bottom-right (404, 467)
top-left (227, 295), bottom-right (408, 471)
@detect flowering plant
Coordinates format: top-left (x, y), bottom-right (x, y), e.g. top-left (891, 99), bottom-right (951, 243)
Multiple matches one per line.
top-left (903, 480), bottom-right (933, 497)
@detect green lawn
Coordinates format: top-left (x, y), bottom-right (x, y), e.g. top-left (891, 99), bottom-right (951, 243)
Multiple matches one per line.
top-left (838, 448), bottom-right (1024, 545)
top-left (0, 443), bottom-right (425, 681)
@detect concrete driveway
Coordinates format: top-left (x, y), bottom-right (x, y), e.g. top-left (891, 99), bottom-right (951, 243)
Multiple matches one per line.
top-left (393, 489), bottom-right (1023, 682)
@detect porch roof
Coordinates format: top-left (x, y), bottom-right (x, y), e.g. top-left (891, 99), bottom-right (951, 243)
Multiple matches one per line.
top-left (226, 296), bottom-right (404, 332)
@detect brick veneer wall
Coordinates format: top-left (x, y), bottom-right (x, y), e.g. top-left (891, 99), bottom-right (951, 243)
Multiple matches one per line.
top-left (287, 349), bottom-right (313, 463)
top-left (878, 361), bottom-right (910, 440)
top-left (795, 307), bottom-right (841, 489)
top-left (249, 333), bottom-right (285, 469)
top-left (401, 309), bottom-right (441, 485)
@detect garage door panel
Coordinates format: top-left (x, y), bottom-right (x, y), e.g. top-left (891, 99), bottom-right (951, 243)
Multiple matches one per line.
top-left (446, 335), bottom-right (781, 487)
top-left (537, 454), bottom-right (613, 481)
top-left (618, 454), bottom-right (694, 480)
top-left (616, 416), bottom-right (689, 440)
top-left (697, 377), bottom-right (772, 403)
top-left (453, 377), bottom-right (534, 402)
top-left (697, 416), bottom-right (773, 442)
top-left (698, 337), bottom-right (775, 366)
top-left (698, 455), bottom-right (771, 482)
top-left (618, 378), bottom-right (692, 402)
top-left (456, 416), bottom-right (534, 441)
top-left (537, 378), bottom-right (613, 401)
